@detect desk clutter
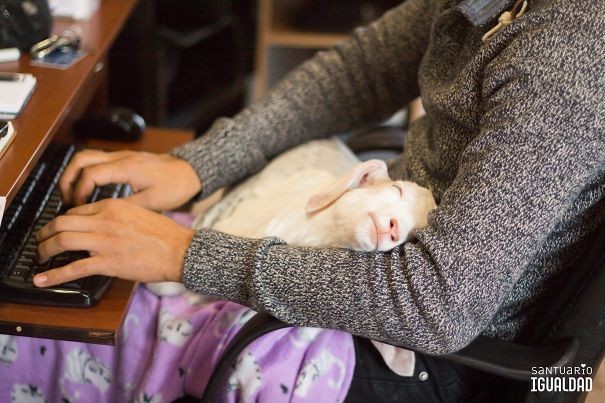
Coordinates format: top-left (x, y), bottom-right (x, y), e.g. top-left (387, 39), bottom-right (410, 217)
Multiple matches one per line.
top-left (0, 0), bottom-right (86, 68)
top-left (0, 29), bottom-right (84, 118)
top-left (29, 30), bottom-right (85, 69)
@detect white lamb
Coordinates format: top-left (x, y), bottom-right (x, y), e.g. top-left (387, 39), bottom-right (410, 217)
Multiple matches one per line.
top-left (147, 138), bottom-right (437, 376)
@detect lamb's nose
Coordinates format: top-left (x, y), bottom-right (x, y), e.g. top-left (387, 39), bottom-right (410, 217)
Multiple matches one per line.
top-left (390, 218), bottom-right (399, 242)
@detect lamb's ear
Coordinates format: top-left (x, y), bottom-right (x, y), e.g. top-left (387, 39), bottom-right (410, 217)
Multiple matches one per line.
top-left (306, 159), bottom-right (390, 213)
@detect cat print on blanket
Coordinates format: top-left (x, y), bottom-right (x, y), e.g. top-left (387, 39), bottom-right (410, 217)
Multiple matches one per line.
top-left (133, 392), bottom-right (163, 403)
top-left (0, 335), bottom-right (17, 364)
top-left (11, 384), bottom-right (46, 403)
top-left (64, 349), bottom-right (112, 393)
top-left (158, 309), bottom-right (194, 347)
top-left (227, 350), bottom-right (263, 402)
top-left (290, 327), bottom-right (323, 348)
top-left (294, 350), bottom-right (346, 398)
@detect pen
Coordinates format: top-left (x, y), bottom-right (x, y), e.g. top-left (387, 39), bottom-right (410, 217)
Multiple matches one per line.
top-left (0, 73), bottom-right (22, 82)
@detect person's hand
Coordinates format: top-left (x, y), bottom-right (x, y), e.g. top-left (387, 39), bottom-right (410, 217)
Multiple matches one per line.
top-left (33, 199), bottom-right (195, 287)
top-left (59, 150), bottom-right (202, 211)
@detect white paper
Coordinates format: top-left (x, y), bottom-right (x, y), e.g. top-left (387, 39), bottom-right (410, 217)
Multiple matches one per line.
top-left (0, 74), bottom-right (36, 114)
top-left (0, 197), bottom-right (5, 228)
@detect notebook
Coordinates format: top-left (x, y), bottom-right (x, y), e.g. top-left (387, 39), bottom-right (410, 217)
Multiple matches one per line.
top-left (0, 196), bottom-right (5, 228)
top-left (0, 73), bottom-right (37, 119)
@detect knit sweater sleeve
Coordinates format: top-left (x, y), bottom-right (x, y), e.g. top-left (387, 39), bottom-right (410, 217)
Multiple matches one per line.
top-left (170, 0), bottom-right (434, 198)
top-left (180, 7), bottom-right (605, 355)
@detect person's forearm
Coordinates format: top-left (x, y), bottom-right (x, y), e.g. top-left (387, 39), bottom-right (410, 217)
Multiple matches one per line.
top-left (171, 0), bottom-right (434, 198)
top-left (181, 229), bottom-right (475, 355)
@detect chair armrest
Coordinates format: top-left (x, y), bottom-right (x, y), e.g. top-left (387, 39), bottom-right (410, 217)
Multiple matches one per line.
top-left (345, 126), bottom-right (405, 154)
top-left (446, 335), bottom-right (578, 382)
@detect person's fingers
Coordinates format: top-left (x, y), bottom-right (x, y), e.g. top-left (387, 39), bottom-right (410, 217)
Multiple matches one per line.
top-left (33, 256), bottom-right (104, 288)
top-left (36, 215), bottom-right (97, 243)
top-left (71, 161), bottom-right (137, 206)
top-left (37, 232), bottom-right (101, 263)
top-left (59, 150), bottom-right (132, 203)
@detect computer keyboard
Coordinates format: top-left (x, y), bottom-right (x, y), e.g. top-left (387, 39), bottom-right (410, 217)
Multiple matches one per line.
top-left (0, 143), bottom-right (131, 307)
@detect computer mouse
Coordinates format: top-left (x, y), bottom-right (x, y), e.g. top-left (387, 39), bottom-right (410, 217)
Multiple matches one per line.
top-left (73, 107), bottom-right (146, 142)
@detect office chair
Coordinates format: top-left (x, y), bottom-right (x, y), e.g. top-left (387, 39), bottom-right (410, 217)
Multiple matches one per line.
top-left (199, 129), bottom-right (605, 403)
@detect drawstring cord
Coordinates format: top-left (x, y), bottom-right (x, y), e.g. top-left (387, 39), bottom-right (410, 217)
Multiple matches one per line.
top-left (482, 0), bottom-right (528, 42)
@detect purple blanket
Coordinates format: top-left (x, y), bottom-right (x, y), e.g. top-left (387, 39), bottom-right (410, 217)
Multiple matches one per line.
top-left (0, 285), bottom-right (355, 402)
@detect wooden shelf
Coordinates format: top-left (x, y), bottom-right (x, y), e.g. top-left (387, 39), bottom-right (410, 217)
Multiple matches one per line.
top-left (254, 0), bottom-right (351, 99)
top-left (253, 1), bottom-right (417, 130)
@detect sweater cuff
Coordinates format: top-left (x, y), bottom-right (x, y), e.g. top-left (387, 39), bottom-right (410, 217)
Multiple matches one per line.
top-left (170, 118), bottom-right (268, 200)
top-left (169, 118), bottom-right (234, 199)
top-left (181, 229), bottom-right (286, 304)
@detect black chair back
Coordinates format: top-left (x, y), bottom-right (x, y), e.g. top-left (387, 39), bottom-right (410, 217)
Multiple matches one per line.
top-left (524, 223), bottom-right (605, 403)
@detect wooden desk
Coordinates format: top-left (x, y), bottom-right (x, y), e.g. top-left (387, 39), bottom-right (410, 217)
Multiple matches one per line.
top-left (0, 0), bottom-right (195, 346)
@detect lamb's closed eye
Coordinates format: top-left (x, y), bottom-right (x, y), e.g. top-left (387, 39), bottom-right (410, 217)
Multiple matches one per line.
top-left (391, 184), bottom-right (403, 198)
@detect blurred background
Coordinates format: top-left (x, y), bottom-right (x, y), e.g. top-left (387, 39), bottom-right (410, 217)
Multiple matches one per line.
top-left (107, 0), bottom-right (403, 136)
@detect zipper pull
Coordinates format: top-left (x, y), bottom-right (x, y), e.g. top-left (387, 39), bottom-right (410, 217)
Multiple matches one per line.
top-left (482, 0), bottom-right (528, 42)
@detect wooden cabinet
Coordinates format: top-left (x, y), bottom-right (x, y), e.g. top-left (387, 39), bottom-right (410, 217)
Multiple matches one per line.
top-left (253, 0), bottom-right (421, 122)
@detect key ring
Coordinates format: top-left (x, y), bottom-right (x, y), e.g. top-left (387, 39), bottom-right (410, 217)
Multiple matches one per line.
top-left (30, 30), bottom-right (81, 60)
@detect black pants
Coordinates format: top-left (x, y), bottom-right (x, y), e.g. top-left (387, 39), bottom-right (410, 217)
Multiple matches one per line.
top-left (344, 337), bottom-right (507, 403)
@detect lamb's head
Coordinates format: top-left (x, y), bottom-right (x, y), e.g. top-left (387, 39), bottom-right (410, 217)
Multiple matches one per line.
top-left (305, 160), bottom-right (436, 251)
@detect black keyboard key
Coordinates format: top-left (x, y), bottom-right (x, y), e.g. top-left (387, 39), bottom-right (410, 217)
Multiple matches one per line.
top-left (5, 204), bottom-right (21, 231)
top-left (98, 185), bottom-right (119, 200)
top-left (20, 251), bottom-right (38, 266)
top-left (24, 244), bottom-right (37, 255)
top-left (88, 187), bottom-right (101, 203)
top-left (9, 264), bottom-right (30, 281)
top-left (50, 254), bottom-right (75, 268)
top-left (18, 257), bottom-right (34, 267)
top-left (32, 261), bottom-right (50, 274)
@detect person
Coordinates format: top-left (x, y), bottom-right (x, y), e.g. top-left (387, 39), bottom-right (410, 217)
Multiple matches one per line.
top-left (31, 0), bottom-right (605, 400)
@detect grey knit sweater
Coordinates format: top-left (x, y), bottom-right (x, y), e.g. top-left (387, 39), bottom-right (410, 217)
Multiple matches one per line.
top-left (171, 0), bottom-right (605, 354)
